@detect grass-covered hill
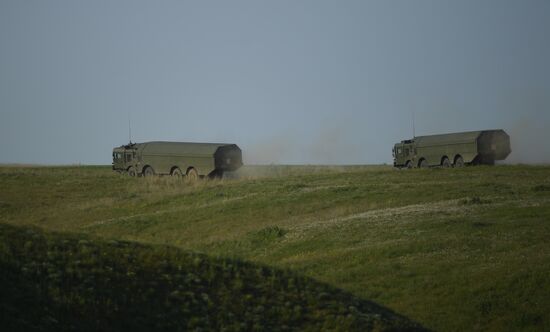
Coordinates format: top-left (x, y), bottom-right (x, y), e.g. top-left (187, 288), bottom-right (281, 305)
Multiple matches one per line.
top-left (0, 223), bottom-right (423, 332)
top-left (1, 164), bottom-right (550, 331)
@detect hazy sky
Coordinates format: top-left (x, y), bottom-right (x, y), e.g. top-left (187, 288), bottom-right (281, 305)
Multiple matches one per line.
top-left (1, 0), bottom-right (549, 165)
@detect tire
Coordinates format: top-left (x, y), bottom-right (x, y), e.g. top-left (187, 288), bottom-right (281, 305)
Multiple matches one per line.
top-left (441, 157), bottom-right (451, 168)
top-left (171, 168), bottom-right (183, 177)
top-left (454, 156), bottom-right (464, 168)
top-left (186, 168), bottom-right (199, 181)
top-left (127, 167), bottom-right (137, 177)
top-left (143, 166), bottom-right (155, 177)
top-left (405, 161), bottom-right (413, 169)
top-left (419, 159), bottom-right (429, 169)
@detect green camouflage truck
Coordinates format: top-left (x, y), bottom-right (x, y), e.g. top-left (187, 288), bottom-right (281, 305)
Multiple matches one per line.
top-left (112, 141), bottom-right (243, 178)
top-left (393, 130), bottom-right (511, 169)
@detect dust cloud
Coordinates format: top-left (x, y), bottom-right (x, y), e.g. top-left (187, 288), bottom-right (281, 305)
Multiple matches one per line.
top-left (306, 125), bottom-right (363, 165)
top-left (506, 118), bottom-right (550, 164)
top-left (243, 132), bottom-right (298, 165)
top-left (243, 122), bottom-right (365, 166)
top-left (240, 115), bottom-right (550, 167)
top-left (235, 123), bottom-right (367, 179)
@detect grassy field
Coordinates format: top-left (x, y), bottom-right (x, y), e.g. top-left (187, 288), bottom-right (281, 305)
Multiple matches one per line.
top-left (1, 164), bottom-right (550, 331)
top-left (1, 223), bottom-right (421, 332)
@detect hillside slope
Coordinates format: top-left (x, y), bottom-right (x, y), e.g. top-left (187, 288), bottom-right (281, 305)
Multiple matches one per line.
top-left (1, 165), bottom-right (550, 330)
top-left (0, 223), bottom-right (423, 332)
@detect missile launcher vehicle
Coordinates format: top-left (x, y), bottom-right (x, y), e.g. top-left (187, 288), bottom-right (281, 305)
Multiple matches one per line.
top-left (393, 130), bottom-right (511, 168)
top-left (113, 141), bottom-right (243, 178)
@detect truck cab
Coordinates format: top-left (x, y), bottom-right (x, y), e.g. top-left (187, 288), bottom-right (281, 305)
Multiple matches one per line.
top-left (393, 140), bottom-right (416, 168)
top-left (112, 144), bottom-right (138, 175)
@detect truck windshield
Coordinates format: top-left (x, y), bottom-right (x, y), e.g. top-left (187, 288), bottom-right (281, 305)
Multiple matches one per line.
top-left (113, 152), bottom-right (123, 160)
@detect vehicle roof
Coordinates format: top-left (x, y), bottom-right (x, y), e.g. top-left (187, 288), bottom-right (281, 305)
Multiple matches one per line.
top-left (135, 141), bottom-right (238, 155)
top-left (414, 131), bottom-right (483, 145)
top-left (411, 130), bottom-right (505, 145)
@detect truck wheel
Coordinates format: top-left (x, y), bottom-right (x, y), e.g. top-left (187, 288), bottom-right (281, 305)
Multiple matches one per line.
top-left (127, 167), bottom-right (137, 177)
top-left (454, 156), bottom-right (464, 168)
top-left (419, 159), bottom-right (429, 169)
top-left (143, 166), bottom-right (155, 177)
top-left (171, 168), bottom-right (183, 177)
top-left (405, 161), bottom-right (413, 169)
top-left (441, 157), bottom-right (451, 168)
top-left (186, 168), bottom-right (199, 181)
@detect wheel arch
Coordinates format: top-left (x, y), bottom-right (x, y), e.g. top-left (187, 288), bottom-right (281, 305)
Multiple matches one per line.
top-left (170, 166), bottom-right (181, 175)
top-left (126, 165), bottom-right (137, 176)
top-left (417, 158), bottom-right (427, 168)
top-left (142, 164), bottom-right (154, 175)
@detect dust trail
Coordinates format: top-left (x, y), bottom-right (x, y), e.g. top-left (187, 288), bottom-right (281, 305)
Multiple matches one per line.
top-left (242, 118), bottom-right (366, 168)
top-left (506, 117), bottom-right (550, 164)
top-left (243, 131), bottom-right (298, 165)
top-left (228, 165), bottom-right (382, 180)
top-left (306, 124), bottom-right (363, 165)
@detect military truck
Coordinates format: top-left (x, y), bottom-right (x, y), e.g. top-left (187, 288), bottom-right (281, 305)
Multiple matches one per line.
top-left (393, 130), bottom-right (511, 168)
top-left (112, 141), bottom-right (243, 178)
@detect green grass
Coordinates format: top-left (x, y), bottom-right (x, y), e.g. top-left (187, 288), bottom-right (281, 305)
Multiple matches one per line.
top-left (0, 223), bottom-right (421, 332)
top-left (1, 164), bottom-right (550, 331)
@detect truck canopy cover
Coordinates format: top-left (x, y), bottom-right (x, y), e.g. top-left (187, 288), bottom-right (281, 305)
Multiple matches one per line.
top-left (137, 142), bottom-right (237, 156)
top-left (413, 131), bottom-right (484, 146)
